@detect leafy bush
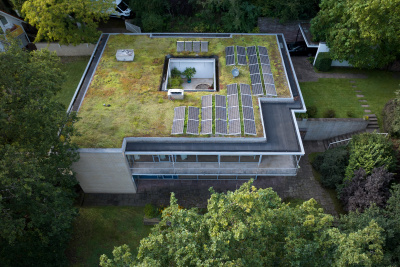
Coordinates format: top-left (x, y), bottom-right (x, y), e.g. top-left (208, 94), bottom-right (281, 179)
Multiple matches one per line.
top-left (142, 13), bottom-right (165, 32)
top-left (312, 146), bottom-right (349, 189)
top-left (382, 90), bottom-right (400, 137)
top-left (340, 167), bottom-right (394, 212)
top-left (183, 67), bottom-right (196, 80)
top-left (168, 76), bottom-right (183, 88)
top-left (314, 52), bottom-right (332, 72)
top-left (307, 105), bottom-right (318, 118)
top-left (345, 133), bottom-right (396, 180)
top-left (323, 109), bottom-right (336, 118)
top-left (144, 203), bottom-right (158, 218)
top-left (170, 67), bottom-right (181, 78)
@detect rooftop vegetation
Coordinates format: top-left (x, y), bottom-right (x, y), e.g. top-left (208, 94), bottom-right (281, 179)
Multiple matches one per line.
top-left (73, 34), bottom-right (289, 148)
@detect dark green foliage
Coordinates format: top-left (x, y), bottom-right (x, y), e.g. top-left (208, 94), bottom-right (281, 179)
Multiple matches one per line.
top-left (340, 167), bottom-right (394, 212)
top-left (345, 133), bottom-right (396, 180)
top-left (323, 108), bottom-right (336, 118)
top-left (0, 36), bottom-right (79, 265)
top-left (339, 184), bottom-right (400, 265)
top-left (314, 52), bottom-right (332, 72)
top-left (170, 67), bottom-right (181, 78)
top-left (313, 146), bottom-right (349, 189)
top-left (141, 13), bottom-right (165, 32)
top-left (382, 90), bottom-right (400, 137)
top-left (183, 67), bottom-right (196, 80)
top-left (144, 204), bottom-right (158, 218)
top-left (168, 77), bottom-right (183, 88)
top-left (306, 105), bottom-right (318, 118)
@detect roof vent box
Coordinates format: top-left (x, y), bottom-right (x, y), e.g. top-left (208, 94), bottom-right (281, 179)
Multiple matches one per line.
top-left (168, 89), bottom-right (184, 100)
top-left (116, 49), bottom-right (134, 61)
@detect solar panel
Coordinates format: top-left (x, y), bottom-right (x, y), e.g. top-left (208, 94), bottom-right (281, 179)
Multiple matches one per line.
top-left (252, 84), bottom-right (264, 95)
top-left (201, 41), bottom-right (208, 52)
top-left (248, 55), bottom-right (258, 65)
top-left (244, 119), bottom-right (256, 135)
top-left (229, 120), bottom-right (241, 135)
top-left (171, 119), bottom-right (184, 135)
top-left (247, 46), bottom-right (256, 56)
top-left (243, 106), bottom-right (255, 120)
top-left (186, 119), bottom-right (199, 135)
top-left (215, 107), bottom-right (227, 120)
top-left (228, 107), bottom-right (240, 120)
top-left (237, 46), bottom-right (246, 55)
top-left (202, 95), bottom-right (212, 107)
top-left (215, 95), bottom-right (226, 108)
top-left (241, 94), bottom-right (253, 107)
top-left (250, 74), bottom-right (262, 85)
top-left (258, 46), bottom-right (268, 55)
top-left (226, 55), bottom-right (235, 66)
top-left (265, 84), bottom-right (277, 96)
top-left (173, 106), bottom-right (186, 120)
top-left (237, 55), bottom-right (247, 65)
top-left (225, 46), bottom-right (234, 55)
top-left (201, 107), bottom-right (212, 120)
top-left (193, 41), bottom-right (200, 52)
top-left (263, 74), bottom-right (274, 84)
top-left (216, 120), bottom-right (227, 135)
top-left (261, 63), bottom-right (271, 74)
top-left (240, 84), bottom-right (251, 95)
top-left (249, 64), bottom-right (259, 75)
top-left (200, 120), bottom-right (212, 135)
top-left (177, 41), bottom-right (184, 52)
top-left (227, 84), bottom-right (238, 95)
top-left (228, 95), bottom-right (238, 107)
top-left (188, 106), bottom-right (199, 120)
top-left (185, 41), bottom-right (192, 52)
top-left (260, 55), bottom-right (270, 65)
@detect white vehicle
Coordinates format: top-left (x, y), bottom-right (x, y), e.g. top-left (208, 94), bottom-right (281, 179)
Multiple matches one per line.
top-left (110, 0), bottom-right (132, 19)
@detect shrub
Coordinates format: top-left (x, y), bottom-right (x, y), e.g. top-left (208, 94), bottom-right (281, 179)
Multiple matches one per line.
top-left (345, 132), bottom-right (397, 181)
top-left (144, 203), bottom-right (158, 218)
top-left (382, 90), bottom-right (400, 137)
top-left (168, 76), bottom-right (183, 88)
top-left (307, 57), bottom-right (315, 65)
top-left (307, 106), bottom-right (318, 118)
top-left (170, 67), bottom-right (181, 78)
top-left (142, 13), bottom-right (165, 32)
top-left (314, 52), bottom-right (332, 72)
top-left (323, 109), bottom-right (336, 118)
top-left (312, 146), bottom-right (349, 189)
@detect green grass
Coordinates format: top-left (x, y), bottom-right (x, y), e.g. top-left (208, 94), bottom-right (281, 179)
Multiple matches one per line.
top-left (300, 69), bottom-right (400, 126)
top-left (66, 207), bottom-right (152, 267)
top-left (73, 34), bottom-right (288, 148)
top-left (56, 57), bottom-right (90, 108)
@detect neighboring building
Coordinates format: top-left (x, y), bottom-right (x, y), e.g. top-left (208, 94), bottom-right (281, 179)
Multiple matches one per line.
top-left (70, 33), bottom-right (307, 194)
top-left (299, 23), bottom-right (351, 67)
top-left (0, 10), bottom-right (30, 51)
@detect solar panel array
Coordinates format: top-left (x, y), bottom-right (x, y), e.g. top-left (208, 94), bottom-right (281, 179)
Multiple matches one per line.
top-left (227, 84), bottom-right (241, 135)
top-left (200, 95), bottom-right (212, 134)
top-left (193, 41), bottom-right (200, 53)
top-left (247, 45), bottom-right (264, 96)
top-left (186, 106), bottom-right (199, 135)
top-left (215, 95), bottom-right (227, 134)
top-left (258, 46), bottom-right (277, 96)
top-left (176, 41), bottom-right (208, 53)
top-left (171, 106), bottom-right (185, 134)
top-left (225, 46), bottom-right (235, 66)
top-left (240, 84), bottom-right (256, 135)
top-left (177, 41), bottom-right (184, 52)
top-left (201, 41), bottom-right (208, 52)
top-left (185, 41), bottom-right (192, 52)
top-left (236, 46), bottom-right (247, 65)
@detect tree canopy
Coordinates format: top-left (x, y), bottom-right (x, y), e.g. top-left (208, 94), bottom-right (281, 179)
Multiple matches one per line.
top-left (311, 0), bottom-right (400, 68)
top-left (0, 36), bottom-right (79, 265)
top-left (21, 0), bottom-right (114, 44)
top-left (100, 181), bottom-right (384, 266)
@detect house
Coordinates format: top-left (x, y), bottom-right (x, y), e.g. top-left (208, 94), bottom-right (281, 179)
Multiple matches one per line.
top-left (0, 10), bottom-right (30, 51)
top-left (70, 33), bottom-right (307, 194)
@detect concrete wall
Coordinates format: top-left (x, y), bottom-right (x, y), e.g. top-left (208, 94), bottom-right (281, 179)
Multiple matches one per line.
top-left (297, 118), bottom-right (368, 140)
top-left (35, 42), bottom-right (96, 56)
top-left (73, 149), bottom-right (137, 193)
top-left (313, 43), bottom-right (352, 67)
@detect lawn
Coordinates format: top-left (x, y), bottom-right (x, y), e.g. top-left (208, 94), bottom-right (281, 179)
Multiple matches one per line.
top-left (56, 56), bottom-right (90, 109)
top-left (300, 69), bottom-right (399, 125)
top-left (72, 34), bottom-right (289, 148)
top-left (66, 206), bottom-right (152, 267)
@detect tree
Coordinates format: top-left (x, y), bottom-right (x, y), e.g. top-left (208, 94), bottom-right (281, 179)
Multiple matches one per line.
top-left (344, 132), bottom-right (396, 181)
top-left (21, 0), bottom-right (114, 44)
top-left (383, 89), bottom-right (400, 137)
top-left (311, 0), bottom-right (400, 69)
top-left (339, 184), bottom-right (400, 265)
top-left (0, 35), bottom-right (79, 265)
top-left (100, 181), bottom-right (384, 266)
top-left (340, 167), bottom-right (394, 212)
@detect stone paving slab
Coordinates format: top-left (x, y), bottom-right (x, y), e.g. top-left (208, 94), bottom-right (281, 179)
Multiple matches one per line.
top-left (364, 109), bottom-right (371, 113)
top-left (359, 100), bottom-right (367, 102)
top-left (357, 95), bottom-right (364, 97)
top-left (361, 105), bottom-right (369, 107)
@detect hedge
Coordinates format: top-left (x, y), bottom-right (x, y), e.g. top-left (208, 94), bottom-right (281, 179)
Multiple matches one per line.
top-left (314, 52), bottom-right (332, 72)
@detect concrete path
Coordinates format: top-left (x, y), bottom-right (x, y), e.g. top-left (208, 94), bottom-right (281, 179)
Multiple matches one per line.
top-left (82, 141), bottom-right (338, 216)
